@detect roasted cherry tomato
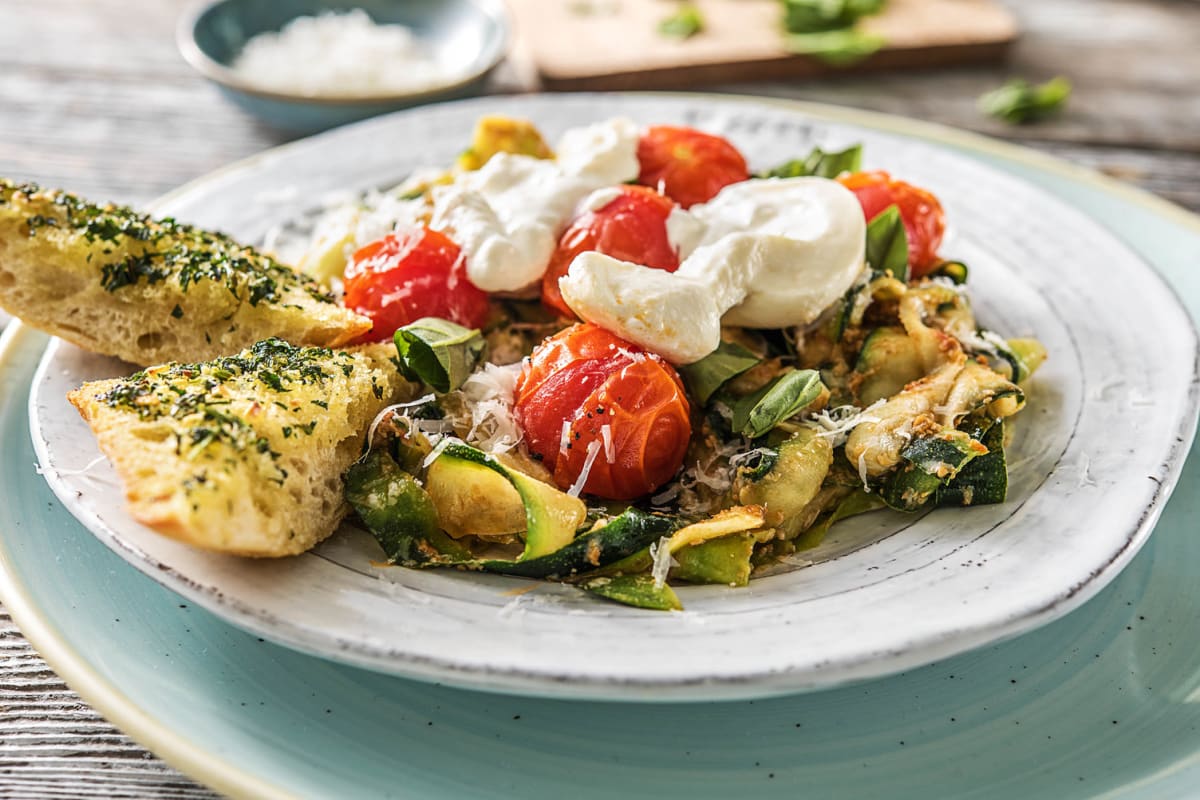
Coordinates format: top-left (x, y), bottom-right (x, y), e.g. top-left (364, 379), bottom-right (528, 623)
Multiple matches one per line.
top-left (541, 185), bottom-right (680, 318)
top-left (342, 226), bottom-right (490, 342)
top-left (636, 125), bottom-right (749, 209)
top-left (837, 171), bottom-right (947, 278)
top-left (514, 323), bottom-right (692, 500)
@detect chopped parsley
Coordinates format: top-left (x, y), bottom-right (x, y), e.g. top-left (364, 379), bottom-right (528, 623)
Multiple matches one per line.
top-left (0, 179), bottom-right (335, 307)
top-left (100, 338), bottom-right (354, 488)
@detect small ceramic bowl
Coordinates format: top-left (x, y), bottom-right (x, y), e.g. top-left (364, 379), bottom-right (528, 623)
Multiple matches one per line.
top-left (177, 0), bottom-right (510, 133)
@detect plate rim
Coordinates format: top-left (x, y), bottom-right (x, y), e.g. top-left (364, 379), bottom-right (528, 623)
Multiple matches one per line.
top-left (3, 93), bottom-right (1200, 793)
top-left (26, 92), bottom-right (1200, 699)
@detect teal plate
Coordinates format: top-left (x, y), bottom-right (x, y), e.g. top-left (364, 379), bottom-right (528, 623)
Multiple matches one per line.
top-left (3, 96), bottom-right (1200, 798)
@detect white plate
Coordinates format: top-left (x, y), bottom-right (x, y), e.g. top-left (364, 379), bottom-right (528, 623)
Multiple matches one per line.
top-left (27, 94), bottom-right (1200, 700)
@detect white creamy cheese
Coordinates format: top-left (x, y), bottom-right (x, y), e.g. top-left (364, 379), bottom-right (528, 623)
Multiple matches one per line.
top-left (560, 177), bottom-right (867, 363)
top-left (561, 252), bottom-right (723, 364)
top-left (429, 118), bottom-right (641, 292)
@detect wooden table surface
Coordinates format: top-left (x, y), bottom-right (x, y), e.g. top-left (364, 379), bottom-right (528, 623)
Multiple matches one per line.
top-left (1, 0), bottom-right (1198, 796)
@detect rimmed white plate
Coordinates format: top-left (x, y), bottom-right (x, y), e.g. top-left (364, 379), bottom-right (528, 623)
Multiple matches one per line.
top-left (26, 94), bottom-right (1200, 700)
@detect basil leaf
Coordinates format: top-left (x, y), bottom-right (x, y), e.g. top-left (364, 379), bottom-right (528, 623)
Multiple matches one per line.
top-left (679, 341), bottom-right (761, 405)
top-left (758, 144), bottom-right (863, 180)
top-left (393, 317), bottom-right (486, 394)
top-left (658, 3), bottom-right (705, 39)
top-left (782, 0), bottom-right (886, 33)
top-left (978, 77), bottom-right (1071, 124)
top-left (865, 205), bottom-right (909, 281)
top-left (731, 369), bottom-right (826, 438)
top-left (784, 29), bottom-right (884, 66)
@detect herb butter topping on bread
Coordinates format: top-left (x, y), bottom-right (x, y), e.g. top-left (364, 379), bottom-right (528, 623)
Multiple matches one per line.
top-left (0, 180), bottom-right (370, 365)
top-left (68, 338), bottom-right (411, 557)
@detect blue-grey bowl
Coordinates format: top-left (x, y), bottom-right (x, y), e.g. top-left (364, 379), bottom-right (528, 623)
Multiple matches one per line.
top-left (177, 0), bottom-right (510, 133)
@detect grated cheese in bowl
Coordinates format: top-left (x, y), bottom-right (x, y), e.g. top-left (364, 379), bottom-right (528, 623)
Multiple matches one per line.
top-left (231, 10), bottom-right (455, 98)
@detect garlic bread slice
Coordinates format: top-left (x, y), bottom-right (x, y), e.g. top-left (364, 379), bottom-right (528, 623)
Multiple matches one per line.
top-left (68, 339), bottom-right (410, 557)
top-left (0, 180), bottom-right (370, 366)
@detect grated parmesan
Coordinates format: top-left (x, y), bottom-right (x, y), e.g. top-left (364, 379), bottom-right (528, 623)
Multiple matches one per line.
top-left (559, 420), bottom-right (572, 456)
top-left (567, 440), bottom-right (603, 497)
top-left (806, 400), bottom-right (885, 448)
top-left (422, 436), bottom-right (462, 469)
top-left (649, 535), bottom-right (675, 589)
top-left (231, 10), bottom-right (453, 98)
top-left (857, 452), bottom-right (872, 493)
top-left (459, 363), bottom-right (523, 454)
top-left (650, 483), bottom-right (682, 506)
top-left (1077, 454), bottom-right (1098, 488)
top-left (600, 424), bottom-right (615, 464)
top-left (365, 394), bottom-right (435, 450)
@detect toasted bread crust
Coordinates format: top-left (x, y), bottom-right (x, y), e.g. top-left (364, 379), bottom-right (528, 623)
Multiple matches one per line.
top-left (69, 340), bottom-right (412, 557)
top-left (0, 180), bottom-right (370, 366)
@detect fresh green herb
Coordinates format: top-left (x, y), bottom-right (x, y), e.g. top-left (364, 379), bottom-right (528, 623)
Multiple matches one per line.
top-left (658, 3), bottom-right (705, 39)
top-left (780, 0), bottom-right (885, 65)
top-left (100, 338), bottom-right (353, 486)
top-left (679, 341), bottom-right (761, 405)
top-left (978, 77), bottom-right (1071, 124)
top-left (758, 143), bottom-right (863, 180)
top-left (730, 369), bottom-right (825, 438)
top-left (0, 179), bottom-right (334, 308)
top-left (258, 370), bottom-right (287, 392)
top-left (393, 318), bottom-right (486, 394)
top-left (865, 205), bottom-right (908, 281)
top-left (782, 0), bottom-right (885, 33)
top-left (784, 29), bottom-right (884, 65)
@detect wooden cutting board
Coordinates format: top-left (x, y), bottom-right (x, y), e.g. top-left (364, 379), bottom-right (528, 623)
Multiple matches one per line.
top-left (506, 0), bottom-right (1017, 91)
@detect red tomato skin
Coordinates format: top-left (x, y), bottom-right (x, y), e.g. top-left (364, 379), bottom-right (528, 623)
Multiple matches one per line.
top-left (636, 125), bottom-right (749, 209)
top-left (541, 186), bottom-right (679, 318)
top-left (342, 227), bottom-right (490, 342)
top-left (514, 324), bottom-right (692, 500)
top-left (838, 171), bottom-right (947, 278)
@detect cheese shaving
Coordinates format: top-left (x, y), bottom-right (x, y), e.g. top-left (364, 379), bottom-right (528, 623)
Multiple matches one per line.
top-left (857, 452), bottom-right (872, 493)
top-left (422, 436), bottom-right (462, 469)
top-left (600, 424), bottom-right (615, 464)
top-left (37, 454), bottom-right (108, 478)
top-left (650, 483), bottom-right (682, 506)
top-left (365, 394), bottom-right (435, 450)
top-left (649, 535), bottom-right (674, 589)
top-left (459, 363), bottom-right (524, 454)
top-left (1078, 454), bottom-right (1097, 488)
top-left (729, 447), bottom-right (775, 469)
top-left (806, 400), bottom-right (885, 448)
top-left (567, 440), bottom-right (603, 497)
top-left (559, 420), bottom-right (571, 456)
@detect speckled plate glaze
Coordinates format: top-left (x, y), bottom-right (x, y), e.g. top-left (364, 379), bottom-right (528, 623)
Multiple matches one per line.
top-left (25, 95), bottom-right (1200, 701)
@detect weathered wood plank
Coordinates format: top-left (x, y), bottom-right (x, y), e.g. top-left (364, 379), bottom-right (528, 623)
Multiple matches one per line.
top-left (726, 0), bottom-right (1200, 152)
top-left (0, 612), bottom-right (220, 798)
